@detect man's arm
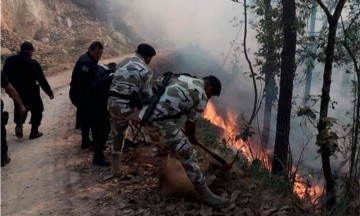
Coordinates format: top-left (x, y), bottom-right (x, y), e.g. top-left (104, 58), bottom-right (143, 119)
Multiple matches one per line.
top-left (32, 60), bottom-right (54, 99)
top-left (184, 91), bottom-right (208, 144)
top-left (4, 83), bottom-right (27, 115)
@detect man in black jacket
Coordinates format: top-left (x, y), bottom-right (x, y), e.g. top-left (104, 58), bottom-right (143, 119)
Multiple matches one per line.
top-left (87, 64), bottom-right (114, 166)
top-left (3, 41), bottom-right (54, 140)
top-left (70, 41), bottom-right (112, 166)
top-left (69, 42), bottom-right (103, 147)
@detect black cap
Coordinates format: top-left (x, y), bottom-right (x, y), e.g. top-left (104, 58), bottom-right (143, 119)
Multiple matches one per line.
top-left (20, 41), bottom-right (35, 51)
top-left (206, 75), bottom-right (221, 96)
top-left (136, 43), bottom-right (156, 57)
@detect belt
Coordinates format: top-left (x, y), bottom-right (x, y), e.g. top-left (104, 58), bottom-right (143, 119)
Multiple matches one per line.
top-left (109, 91), bottom-right (132, 100)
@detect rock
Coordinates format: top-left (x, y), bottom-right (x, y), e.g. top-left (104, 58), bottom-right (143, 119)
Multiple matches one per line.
top-left (222, 203), bottom-right (236, 212)
top-left (244, 208), bottom-right (255, 216)
top-left (230, 190), bottom-right (241, 202)
top-left (41, 37), bottom-right (49, 43)
top-left (34, 26), bottom-right (47, 41)
top-left (1, 47), bottom-right (12, 57)
top-left (199, 207), bottom-right (213, 216)
top-left (261, 208), bottom-right (278, 216)
top-left (112, 31), bottom-right (127, 44)
top-left (66, 17), bottom-right (72, 28)
top-left (243, 193), bottom-right (252, 198)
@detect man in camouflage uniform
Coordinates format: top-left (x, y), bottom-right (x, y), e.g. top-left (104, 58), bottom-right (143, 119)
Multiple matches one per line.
top-left (107, 43), bottom-right (156, 157)
top-left (139, 74), bottom-right (230, 208)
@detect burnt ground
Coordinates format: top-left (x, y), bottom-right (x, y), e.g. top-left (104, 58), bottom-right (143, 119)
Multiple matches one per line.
top-left (1, 64), bottom-right (317, 216)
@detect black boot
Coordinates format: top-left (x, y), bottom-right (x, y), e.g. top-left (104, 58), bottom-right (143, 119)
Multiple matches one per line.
top-left (15, 124), bottom-right (23, 138)
top-left (29, 125), bottom-right (43, 139)
top-left (1, 155), bottom-right (11, 167)
top-left (81, 137), bottom-right (92, 149)
top-left (93, 152), bottom-right (111, 167)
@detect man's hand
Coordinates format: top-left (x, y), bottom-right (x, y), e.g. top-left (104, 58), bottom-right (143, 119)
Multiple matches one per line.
top-left (19, 105), bottom-right (27, 116)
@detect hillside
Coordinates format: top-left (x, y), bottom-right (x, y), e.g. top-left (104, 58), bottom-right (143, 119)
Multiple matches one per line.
top-left (1, 0), bottom-right (135, 75)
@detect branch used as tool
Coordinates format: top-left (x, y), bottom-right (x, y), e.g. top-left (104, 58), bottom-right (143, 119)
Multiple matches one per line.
top-left (182, 129), bottom-right (238, 171)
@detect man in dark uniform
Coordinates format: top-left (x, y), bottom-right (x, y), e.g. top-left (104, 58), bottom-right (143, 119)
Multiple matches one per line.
top-left (69, 41), bottom-right (110, 166)
top-left (69, 41), bottom-right (103, 150)
top-left (3, 41), bottom-right (54, 140)
top-left (87, 64), bottom-right (114, 166)
top-left (1, 72), bottom-right (27, 166)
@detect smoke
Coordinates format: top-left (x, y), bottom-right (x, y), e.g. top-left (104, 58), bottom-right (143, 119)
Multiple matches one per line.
top-left (109, 0), bottom-right (251, 61)
top-left (102, 0), bottom-right (353, 173)
top-left (105, 0), bottom-right (259, 121)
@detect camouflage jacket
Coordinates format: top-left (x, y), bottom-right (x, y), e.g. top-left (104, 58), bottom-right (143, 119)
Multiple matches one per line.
top-left (144, 74), bottom-right (208, 122)
top-left (108, 54), bottom-right (153, 110)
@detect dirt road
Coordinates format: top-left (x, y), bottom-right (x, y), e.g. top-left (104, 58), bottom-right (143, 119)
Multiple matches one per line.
top-left (1, 66), bottom-right (115, 216)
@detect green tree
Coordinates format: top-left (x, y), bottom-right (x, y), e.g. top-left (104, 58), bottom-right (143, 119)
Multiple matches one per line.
top-left (253, 0), bottom-right (282, 147)
top-left (339, 0), bottom-right (360, 182)
top-left (314, 0), bottom-right (347, 210)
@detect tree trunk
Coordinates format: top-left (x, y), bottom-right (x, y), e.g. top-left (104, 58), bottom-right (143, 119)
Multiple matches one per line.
top-left (271, 0), bottom-right (296, 176)
top-left (261, 0), bottom-right (277, 148)
top-left (343, 42), bottom-right (360, 180)
top-left (315, 0), bottom-right (347, 210)
top-left (304, 3), bottom-right (317, 106)
top-left (262, 64), bottom-right (276, 147)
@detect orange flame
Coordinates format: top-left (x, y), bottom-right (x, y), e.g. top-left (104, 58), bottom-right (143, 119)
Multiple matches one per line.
top-left (203, 101), bottom-right (251, 159)
top-left (293, 171), bottom-right (323, 204)
top-left (203, 101), bottom-right (323, 203)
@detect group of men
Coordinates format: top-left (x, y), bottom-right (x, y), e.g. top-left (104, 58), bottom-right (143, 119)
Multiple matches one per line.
top-left (2, 41), bottom-right (230, 208)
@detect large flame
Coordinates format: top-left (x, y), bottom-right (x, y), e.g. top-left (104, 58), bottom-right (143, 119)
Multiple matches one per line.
top-left (203, 101), bottom-right (252, 159)
top-left (293, 170), bottom-right (323, 204)
top-left (203, 101), bottom-right (322, 203)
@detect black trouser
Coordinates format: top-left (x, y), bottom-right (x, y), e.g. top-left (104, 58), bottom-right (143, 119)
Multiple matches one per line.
top-left (1, 117), bottom-right (8, 162)
top-left (1, 103), bottom-right (9, 162)
top-left (69, 92), bottom-right (91, 140)
top-left (90, 103), bottom-right (111, 159)
top-left (13, 92), bottom-right (44, 128)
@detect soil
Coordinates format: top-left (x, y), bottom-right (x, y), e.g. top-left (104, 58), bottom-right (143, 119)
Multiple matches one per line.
top-left (1, 59), bottom-right (316, 216)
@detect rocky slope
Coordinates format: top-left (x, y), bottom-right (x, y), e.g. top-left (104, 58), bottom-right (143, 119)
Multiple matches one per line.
top-left (1, 0), bottom-right (134, 75)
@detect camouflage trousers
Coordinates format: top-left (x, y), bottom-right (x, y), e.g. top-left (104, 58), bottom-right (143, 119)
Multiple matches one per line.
top-left (144, 119), bottom-right (205, 185)
top-left (108, 104), bottom-right (150, 154)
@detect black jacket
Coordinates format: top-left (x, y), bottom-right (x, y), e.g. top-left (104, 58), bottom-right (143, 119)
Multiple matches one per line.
top-left (2, 52), bottom-right (53, 98)
top-left (69, 52), bottom-right (98, 103)
top-left (88, 65), bottom-right (114, 106)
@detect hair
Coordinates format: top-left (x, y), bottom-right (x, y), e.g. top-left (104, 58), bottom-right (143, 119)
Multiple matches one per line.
top-left (88, 41), bottom-right (104, 51)
top-left (136, 43), bottom-right (156, 57)
top-left (203, 75), bottom-right (222, 96)
top-left (20, 41), bottom-right (34, 51)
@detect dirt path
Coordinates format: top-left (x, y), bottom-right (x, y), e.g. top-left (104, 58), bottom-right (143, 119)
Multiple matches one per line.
top-left (1, 63), bottom-right (117, 216)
